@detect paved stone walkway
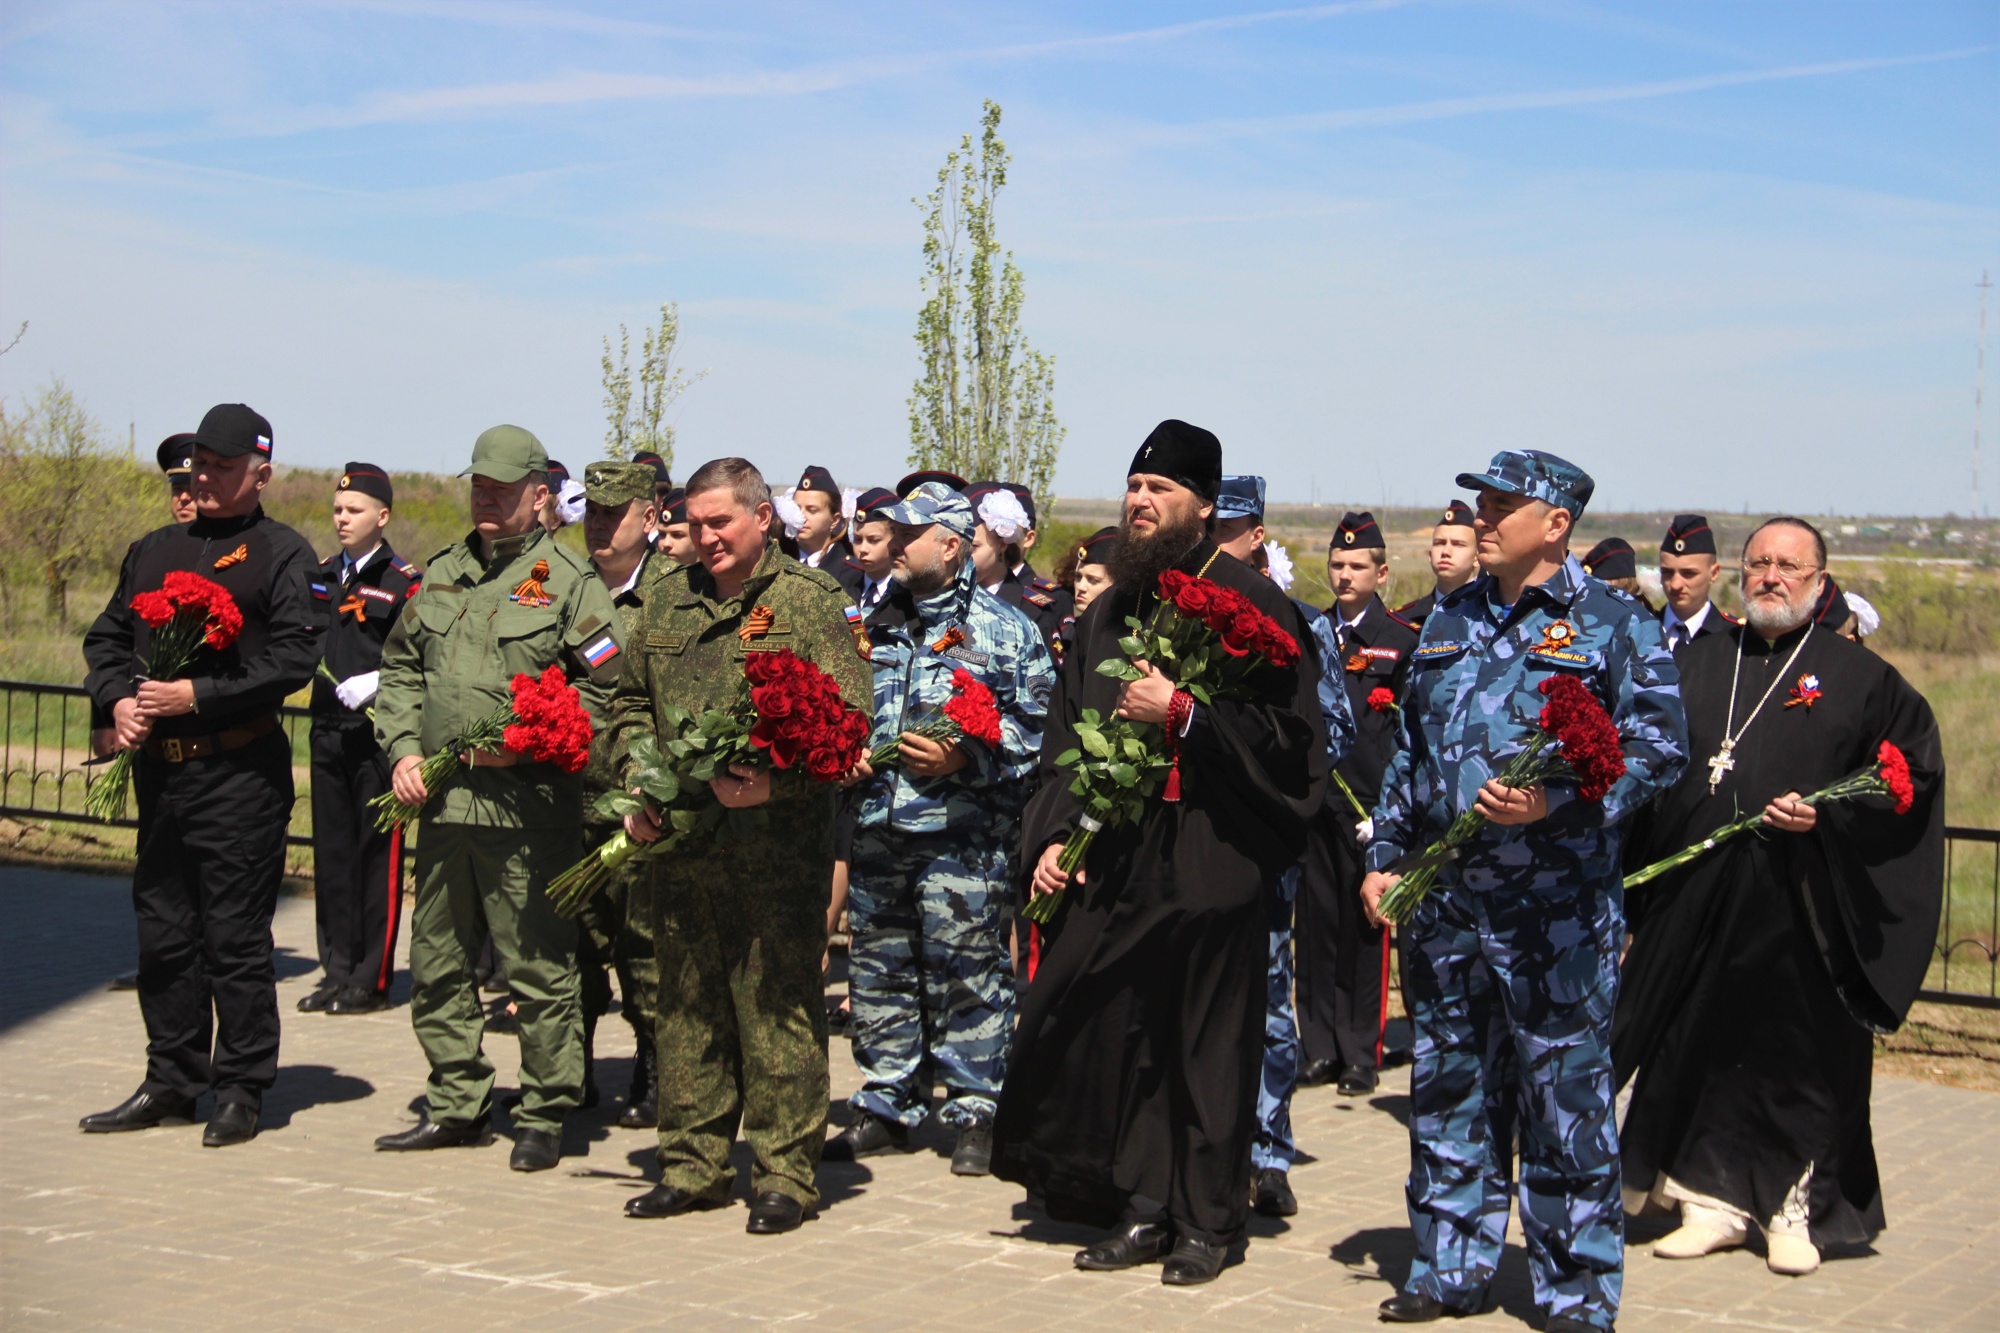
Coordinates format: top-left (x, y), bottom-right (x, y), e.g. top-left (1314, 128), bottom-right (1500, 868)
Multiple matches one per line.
top-left (4, 867), bottom-right (1997, 1330)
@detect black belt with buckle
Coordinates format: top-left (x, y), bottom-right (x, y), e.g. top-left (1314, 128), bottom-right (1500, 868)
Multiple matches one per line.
top-left (144, 713), bottom-right (279, 763)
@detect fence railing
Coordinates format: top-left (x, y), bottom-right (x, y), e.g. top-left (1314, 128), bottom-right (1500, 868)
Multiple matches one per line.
top-left (0, 679), bottom-right (314, 850)
top-left (1922, 826), bottom-right (2000, 1010)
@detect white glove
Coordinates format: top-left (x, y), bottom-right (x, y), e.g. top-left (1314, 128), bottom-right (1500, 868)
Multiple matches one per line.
top-left (1355, 818), bottom-right (1374, 845)
top-left (335, 671), bottom-right (380, 711)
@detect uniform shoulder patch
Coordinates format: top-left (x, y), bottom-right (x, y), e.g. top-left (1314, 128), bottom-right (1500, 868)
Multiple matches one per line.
top-left (392, 557), bottom-right (421, 578)
top-left (425, 545), bottom-right (456, 567)
top-left (1022, 590), bottom-right (1055, 609)
top-left (1386, 609), bottom-right (1420, 632)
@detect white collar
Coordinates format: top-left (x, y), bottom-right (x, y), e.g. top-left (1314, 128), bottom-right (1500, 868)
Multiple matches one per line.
top-left (1664, 601), bottom-right (1712, 637)
top-left (602, 554), bottom-right (646, 598)
top-left (342, 542), bottom-right (384, 575)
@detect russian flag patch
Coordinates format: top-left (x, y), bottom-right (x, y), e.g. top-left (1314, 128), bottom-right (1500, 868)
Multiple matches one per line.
top-left (582, 634), bottom-right (620, 667)
top-left (310, 582), bottom-right (330, 600)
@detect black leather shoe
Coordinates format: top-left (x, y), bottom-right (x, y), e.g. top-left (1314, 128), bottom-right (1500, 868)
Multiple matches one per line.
top-left (1252, 1167), bottom-right (1298, 1217)
top-left (618, 1042), bottom-right (658, 1129)
top-left (510, 1128), bottom-right (561, 1172)
top-left (1338, 1066), bottom-right (1380, 1097)
top-left (745, 1191), bottom-right (813, 1235)
top-left (1075, 1221), bottom-right (1176, 1271)
top-left (79, 1089), bottom-right (196, 1133)
top-left (950, 1122), bottom-right (993, 1176)
top-left (1378, 1291), bottom-right (1476, 1322)
top-left (202, 1101), bottom-right (259, 1147)
top-left (374, 1116), bottom-right (493, 1151)
top-left (297, 985), bottom-right (337, 1012)
top-left (1161, 1236), bottom-right (1228, 1286)
top-left (1299, 1057), bottom-right (1339, 1087)
top-left (821, 1111), bottom-right (910, 1161)
top-left (326, 986), bottom-right (389, 1015)
top-left (624, 1184), bottom-right (723, 1219)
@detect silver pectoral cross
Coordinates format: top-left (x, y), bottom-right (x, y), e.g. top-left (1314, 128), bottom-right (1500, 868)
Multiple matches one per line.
top-left (1706, 740), bottom-right (1736, 795)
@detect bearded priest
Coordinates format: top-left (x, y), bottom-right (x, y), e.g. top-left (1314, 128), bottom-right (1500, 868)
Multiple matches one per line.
top-left (1614, 515), bottom-right (1945, 1277)
top-left (992, 419), bottom-right (1329, 1286)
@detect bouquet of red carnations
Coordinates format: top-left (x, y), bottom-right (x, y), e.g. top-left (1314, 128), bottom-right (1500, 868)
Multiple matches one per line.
top-left (546, 648), bottom-right (869, 916)
top-left (1026, 569), bottom-right (1300, 925)
top-left (87, 572), bottom-right (245, 822)
top-left (866, 668), bottom-right (1003, 771)
top-left (1374, 674), bottom-right (1627, 925)
top-left (1622, 740), bottom-right (1914, 888)
top-left (367, 664), bottom-right (593, 831)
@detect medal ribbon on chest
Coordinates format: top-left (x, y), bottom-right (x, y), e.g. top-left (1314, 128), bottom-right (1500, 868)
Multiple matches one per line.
top-left (739, 604), bottom-right (776, 643)
top-left (213, 544), bottom-right (248, 571)
top-left (1534, 620), bottom-right (1576, 653)
top-left (337, 593), bottom-right (369, 624)
top-left (510, 559), bottom-right (552, 607)
top-left (1784, 673), bottom-right (1822, 710)
top-left (930, 625), bottom-right (966, 654)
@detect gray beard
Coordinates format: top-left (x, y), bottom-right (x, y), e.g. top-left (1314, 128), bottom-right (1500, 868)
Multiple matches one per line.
top-left (1743, 588), bottom-right (1815, 638)
top-left (1112, 508), bottom-right (1204, 592)
top-left (894, 552), bottom-right (955, 598)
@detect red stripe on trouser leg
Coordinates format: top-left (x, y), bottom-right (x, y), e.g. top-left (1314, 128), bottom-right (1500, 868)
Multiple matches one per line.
top-left (1028, 922), bottom-right (1041, 983)
top-left (1375, 928), bottom-right (1391, 1067)
top-left (375, 824), bottom-right (403, 994)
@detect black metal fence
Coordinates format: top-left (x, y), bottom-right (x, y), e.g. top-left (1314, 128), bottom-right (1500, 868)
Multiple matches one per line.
top-left (1922, 826), bottom-right (2000, 1010)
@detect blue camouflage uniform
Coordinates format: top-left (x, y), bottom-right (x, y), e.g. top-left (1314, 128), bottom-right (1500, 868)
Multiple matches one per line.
top-left (1365, 452), bottom-right (1686, 1330)
top-left (848, 484), bottom-right (1055, 1131)
top-left (1255, 598), bottom-right (1356, 1173)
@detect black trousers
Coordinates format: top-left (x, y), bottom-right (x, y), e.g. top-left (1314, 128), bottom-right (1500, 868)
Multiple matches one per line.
top-left (1295, 805), bottom-right (1390, 1072)
top-left (309, 722), bottom-right (402, 995)
top-left (132, 730), bottom-right (292, 1107)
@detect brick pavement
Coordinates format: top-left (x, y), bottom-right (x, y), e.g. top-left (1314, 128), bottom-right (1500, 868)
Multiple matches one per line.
top-left (3, 866), bottom-right (1997, 1330)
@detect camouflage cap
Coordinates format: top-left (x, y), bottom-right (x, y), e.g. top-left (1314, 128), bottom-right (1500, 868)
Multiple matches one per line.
top-left (1454, 449), bottom-right (1594, 519)
top-left (877, 480), bottom-right (975, 538)
top-left (459, 424), bottom-right (548, 483)
top-left (583, 461), bottom-right (656, 507)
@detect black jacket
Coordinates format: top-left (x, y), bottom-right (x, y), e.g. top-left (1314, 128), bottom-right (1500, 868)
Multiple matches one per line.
top-left (1329, 594), bottom-right (1420, 809)
top-left (310, 542), bottom-right (422, 725)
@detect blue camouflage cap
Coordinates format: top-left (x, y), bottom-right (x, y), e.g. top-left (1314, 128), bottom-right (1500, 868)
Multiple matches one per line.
top-left (1455, 449), bottom-right (1594, 519)
top-left (1213, 474), bottom-right (1265, 521)
top-left (876, 480), bottom-right (976, 538)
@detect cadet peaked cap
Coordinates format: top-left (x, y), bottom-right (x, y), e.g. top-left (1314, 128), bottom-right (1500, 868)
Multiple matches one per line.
top-left (1079, 526), bottom-right (1118, 565)
top-left (156, 432), bottom-right (196, 481)
top-left (1332, 511), bottom-right (1384, 551)
top-left (795, 465), bottom-right (838, 495)
top-left (1129, 419), bottom-right (1222, 501)
top-left (1456, 449), bottom-right (1593, 518)
top-left (584, 461), bottom-right (656, 507)
top-left (1214, 475), bottom-right (1266, 521)
top-left (1582, 537), bottom-right (1637, 580)
top-left (336, 462), bottom-right (393, 506)
top-left (660, 486), bottom-right (688, 524)
top-left (897, 468), bottom-right (966, 497)
top-left (878, 481), bottom-right (976, 538)
top-left (1003, 482), bottom-right (1039, 528)
top-left (1662, 513), bottom-right (1716, 556)
top-left (545, 459), bottom-right (571, 487)
top-left (1438, 498), bottom-right (1475, 529)
top-left (190, 403), bottom-right (273, 459)
top-left (853, 486), bottom-right (898, 520)
top-left (1814, 575), bottom-right (1851, 628)
top-left (461, 424), bottom-right (549, 482)
top-left (632, 450), bottom-right (672, 487)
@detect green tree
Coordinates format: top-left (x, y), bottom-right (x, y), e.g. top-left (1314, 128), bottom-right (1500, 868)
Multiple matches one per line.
top-left (601, 301), bottom-right (706, 472)
top-left (908, 100), bottom-right (1064, 512)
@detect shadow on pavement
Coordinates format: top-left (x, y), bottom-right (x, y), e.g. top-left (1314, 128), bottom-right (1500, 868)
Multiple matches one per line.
top-left (0, 866), bottom-right (137, 1034)
top-left (261, 1063), bottom-right (376, 1129)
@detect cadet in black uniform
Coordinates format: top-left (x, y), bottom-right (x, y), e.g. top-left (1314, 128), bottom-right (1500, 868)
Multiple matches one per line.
top-left (1657, 513), bottom-right (1736, 653)
top-left (1296, 511), bottom-right (1418, 1096)
top-left (790, 465), bottom-right (868, 602)
top-left (1393, 499), bottom-right (1477, 629)
top-left (79, 403), bottom-right (321, 1148)
top-left (301, 463), bottom-right (421, 1017)
top-left (1003, 481), bottom-right (1075, 628)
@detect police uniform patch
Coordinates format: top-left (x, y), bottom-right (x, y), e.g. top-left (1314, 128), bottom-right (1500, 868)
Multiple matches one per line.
top-left (1413, 640), bottom-right (1469, 661)
top-left (358, 585), bottom-right (397, 604)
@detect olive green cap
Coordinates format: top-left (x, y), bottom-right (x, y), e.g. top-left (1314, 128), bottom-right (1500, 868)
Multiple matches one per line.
top-left (583, 461), bottom-right (656, 507)
top-left (459, 424), bottom-right (548, 483)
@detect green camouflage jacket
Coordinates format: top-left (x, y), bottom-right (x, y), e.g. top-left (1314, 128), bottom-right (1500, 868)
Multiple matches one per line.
top-left (375, 525), bottom-right (623, 828)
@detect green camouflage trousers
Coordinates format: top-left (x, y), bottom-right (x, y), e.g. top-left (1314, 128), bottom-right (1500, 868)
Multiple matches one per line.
top-left (577, 853), bottom-right (657, 1039)
top-left (407, 821), bottom-right (583, 1132)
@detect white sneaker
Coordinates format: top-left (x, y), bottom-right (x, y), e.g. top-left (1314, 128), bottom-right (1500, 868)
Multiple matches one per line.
top-left (1765, 1233), bottom-right (1820, 1276)
top-left (1652, 1223), bottom-right (1746, 1259)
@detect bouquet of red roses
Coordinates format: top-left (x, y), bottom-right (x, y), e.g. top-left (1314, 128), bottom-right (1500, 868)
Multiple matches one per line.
top-left (1623, 740), bottom-right (1915, 888)
top-left (546, 648), bottom-right (868, 916)
top-left (87, 571), bottom-right (245, 822)
top-left (1376, 675), bottom-right (1627, 925)
top-left (1026, 569), bottom-right (1300, 925)
top-left (866, 668), bottom-right (1003, 771)
top-left (367, 664), bottom-right (593, 831)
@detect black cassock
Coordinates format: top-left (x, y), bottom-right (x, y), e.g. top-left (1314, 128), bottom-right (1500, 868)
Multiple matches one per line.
top-left (992, 539), bottom-right (1327, 1246)
top-left (1614, 622), bottom-right (1944, 1248)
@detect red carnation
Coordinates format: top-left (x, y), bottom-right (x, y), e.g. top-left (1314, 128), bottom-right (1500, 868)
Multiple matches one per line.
top-left (1537, 675), bottom-right (1626, 802)
top-left (1368, 686), bottom-right (1396, 713)
top-left (1878, 740), bottom-right (1914, 816)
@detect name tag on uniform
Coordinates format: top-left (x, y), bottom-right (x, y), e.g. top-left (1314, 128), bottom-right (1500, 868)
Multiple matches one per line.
top-left (1528, 646), bottom-right (1600, 668)
top-left (1359, 646), bottom-right (1401, 663)
top-left (358, 586), bottom-right (397, 604)
top-left (944, 644), bottom-right (991, 667)
top-left (647, 631), bottom-right (686, 652)
top-left (1413, 640), bottom-right (1468, 662)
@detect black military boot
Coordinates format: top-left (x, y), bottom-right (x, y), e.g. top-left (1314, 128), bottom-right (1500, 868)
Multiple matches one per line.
top-left (950, 1121), bottom-right (993, 1176)
top-left (618, 1034), bottom-right (658, 1130)
top-left (821, 1111), bottom-right (910, 1161)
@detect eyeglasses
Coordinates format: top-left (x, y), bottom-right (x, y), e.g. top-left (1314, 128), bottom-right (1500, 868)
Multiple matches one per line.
top-left (1742, 557), bottom-right (1821, 581)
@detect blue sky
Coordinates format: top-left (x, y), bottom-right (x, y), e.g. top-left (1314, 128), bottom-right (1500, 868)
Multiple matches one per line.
top-left (1, 1), bottom-right (1994, 516)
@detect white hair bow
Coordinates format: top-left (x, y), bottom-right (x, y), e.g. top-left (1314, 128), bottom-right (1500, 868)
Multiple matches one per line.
top-left (840, 486), bottom-right (862, 525)
top-left (1263, 540), bottom-right (1295, 592)
top-left (555, 478), bottom-right (587, 526)
top-left (771, 489), bottom-right (805, 540)
top-left (1845, 592), bottom-right (1881, 638)
top-left (976, 489), bottom-right (1031, 540)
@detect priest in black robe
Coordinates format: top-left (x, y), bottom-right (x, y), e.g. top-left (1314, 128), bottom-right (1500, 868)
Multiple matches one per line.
top-left (1614, 515), bottom-right (1944, 1278)
top-left (992, 420), bottom-right (1328, 1286)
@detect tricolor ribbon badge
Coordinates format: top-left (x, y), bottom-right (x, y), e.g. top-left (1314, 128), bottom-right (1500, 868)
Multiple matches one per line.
top-left (1785, 673), bottom-right (1822, 710)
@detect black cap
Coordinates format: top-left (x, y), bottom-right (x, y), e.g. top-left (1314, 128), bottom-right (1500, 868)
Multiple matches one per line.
top-left (189, 403), bottom-right (272, 459)
top-left (962, 480), bottom-right (1004, 504)
top-left (156, 432), bottom-right (196, 483)
top-left (1662, 513), bottom-right (1715, 557)
top-left (1079, 526), bottom-right (1118, 565)
top-left (1582, 537), bottom-right (1637, 581)
top-left (897, 469), bottom-right (966, 497)
top-left (1003, 482), bottom-right (1038, 528)
top-left (633, 450), bottom-right (672, 487)
top-left (660, 487), bottom-right (688, 524)
top-left (545, 459), bottom-right (570, 486)
top-left (796, 465), bottom-right (838, 495)
top-left (1332, 511), bottom-right (1384, 551)
top-left (853, 486), bottom-right (898, 519)
top-left (336, 462), bottom-right (393, 507)
top-left (1814, 575), bottom-right (1851, 627)
top-left (1128, 419), bottom-right (1221, 501)
top-left (1438, 498), bottom-right (1475, 529)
